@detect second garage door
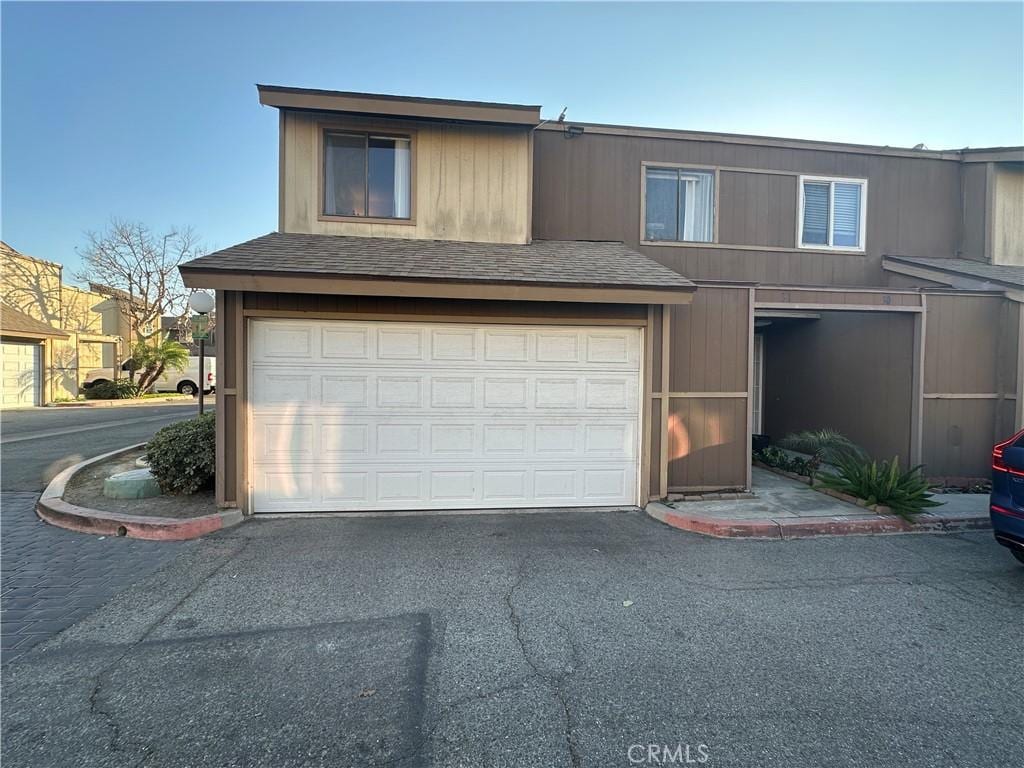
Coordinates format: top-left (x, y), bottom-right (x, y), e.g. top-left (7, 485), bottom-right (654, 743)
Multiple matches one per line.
top-left (2, 342), bottom-right (41, 408)
top-left (249, 319), bottom-right (642, 513)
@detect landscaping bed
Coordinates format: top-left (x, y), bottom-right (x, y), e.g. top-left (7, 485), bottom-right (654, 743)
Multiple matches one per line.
top-left (63, 448), bottom-right (215, 519)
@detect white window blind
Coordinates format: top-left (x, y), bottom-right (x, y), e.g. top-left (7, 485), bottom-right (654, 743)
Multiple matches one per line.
top-left (832, 183), bottom-right (862, 247)
top-left (801, 183), bottom-right (830, 246)
top-left (799, 177), bottom-right (865, 250)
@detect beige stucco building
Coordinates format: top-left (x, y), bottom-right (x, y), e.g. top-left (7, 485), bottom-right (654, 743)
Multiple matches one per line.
top-left (1, 241), bottom-right (126, 405)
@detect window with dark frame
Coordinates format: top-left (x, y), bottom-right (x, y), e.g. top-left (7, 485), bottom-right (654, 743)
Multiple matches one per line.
top-left (323, 131), bottom-right (412, 219)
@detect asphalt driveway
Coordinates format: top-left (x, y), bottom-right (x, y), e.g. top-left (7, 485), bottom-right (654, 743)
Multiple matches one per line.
top-left (3, 510), bottom-right (1023, 768)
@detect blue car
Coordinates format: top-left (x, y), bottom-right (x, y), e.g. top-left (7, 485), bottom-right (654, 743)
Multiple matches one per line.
top-left (991, 427), bottom-right (1024, 565)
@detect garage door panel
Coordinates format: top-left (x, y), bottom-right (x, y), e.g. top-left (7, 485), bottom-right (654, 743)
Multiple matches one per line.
top-left (250, 368), bottom-right (639, 415)
top-left (252, 415), bottom-right (637, 464)
top-left (250, 320), bottom-right (641, 512)
top-left (251, 461), bottom-right (638, 513)
top-left (253, 322), bottom-right (639, 370)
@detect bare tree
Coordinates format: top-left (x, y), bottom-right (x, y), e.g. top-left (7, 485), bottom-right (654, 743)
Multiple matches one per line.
top-left (76, 219), bottom-right (204, 346)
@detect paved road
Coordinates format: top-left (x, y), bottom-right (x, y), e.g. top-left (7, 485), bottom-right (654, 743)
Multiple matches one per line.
top-left (3, 511), bottom-right (1022, 767)
top-left (1, 402), bottom-right (203, 663)
top-left (0, 493), bottom-right (194, 663)
top-left (1, 401), bottom-right (205, 491)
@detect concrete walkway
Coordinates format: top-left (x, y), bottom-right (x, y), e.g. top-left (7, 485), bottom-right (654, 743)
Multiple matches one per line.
top-left (649, 467), bottom-right (990, 538)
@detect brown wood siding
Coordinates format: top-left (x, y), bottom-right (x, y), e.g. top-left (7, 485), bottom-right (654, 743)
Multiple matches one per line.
top-left (960, 163), bottom-right (988, 259)
top-left (532, 131), bottom-right (962, 286)
top-left (670, 287), bottom-right (749, 393)
top-left (922, 400), bottom-right (997, 477)
top-left (659, 287), bottom-right (751, 490)
top-left (718, 171), bottom-right (798, 248)
top-left (215, 290), bottom-right (242, 507)
top-left (924, 295), bottom-right (1001, 394)
top-left (755, 287), bottom-right (922, 307)
top-left (921, 293), bottom-right (1014, 476)
top-left (241, 293), bottom-right (647, 323)
top-left (762, 312), bottom-right (915, 461)
top-left (649, 397), bottom-right (662, 498)
top-left (667, 397), bottom-right (748, 489)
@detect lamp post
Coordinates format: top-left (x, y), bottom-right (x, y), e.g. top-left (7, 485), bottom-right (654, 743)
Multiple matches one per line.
top-left (187, 291), bottom-right (215, 415)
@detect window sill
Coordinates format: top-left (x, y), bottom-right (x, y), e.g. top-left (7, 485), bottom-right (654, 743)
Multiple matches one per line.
top-left (796, 243), bottom-right (866, 254)
top-left (640, 240), bottom-right (868, 257)
top-left (318, 214), bottom-right (417, 227)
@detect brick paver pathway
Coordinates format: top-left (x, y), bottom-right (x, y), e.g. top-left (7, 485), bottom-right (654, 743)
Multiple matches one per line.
top-left (1, 492), bottom-right (193, 664)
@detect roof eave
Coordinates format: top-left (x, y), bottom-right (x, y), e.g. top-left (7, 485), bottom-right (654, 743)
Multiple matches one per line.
top-left (257, 84), bottom-right (541, 127)
top-left (180, 267), bottom-right (695, 305)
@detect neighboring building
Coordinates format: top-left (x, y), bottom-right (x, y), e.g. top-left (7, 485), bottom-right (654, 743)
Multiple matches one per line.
top-left (180, 85), bottom-right (1024, 515)
top-left (1, 242), bottom-right (124, 405)
top-left (162, 315), bottom-right (216, 356)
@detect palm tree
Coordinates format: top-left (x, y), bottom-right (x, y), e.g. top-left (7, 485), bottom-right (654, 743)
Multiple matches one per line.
top-left (131, 339), bottom-right (189, 393)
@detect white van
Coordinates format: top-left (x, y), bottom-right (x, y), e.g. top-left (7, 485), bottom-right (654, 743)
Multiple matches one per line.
top-left (83, 356), bottom-right (216, 396)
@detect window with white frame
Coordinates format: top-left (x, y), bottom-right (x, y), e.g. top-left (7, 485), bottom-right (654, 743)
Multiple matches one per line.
top-left (798, 176), bottom-right (866, 250)
top-left (644, 166), bottom-right (715, 243)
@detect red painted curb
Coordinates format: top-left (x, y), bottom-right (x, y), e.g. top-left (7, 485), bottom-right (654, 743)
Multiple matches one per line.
top-left (36, 499), bottom-right (237, 541)
top-left (646, 503), bottom-right (781, 539)
top-left (646, 502), bottom-right (990, 540)
top-left (35, 443), bottom-right (244, 541)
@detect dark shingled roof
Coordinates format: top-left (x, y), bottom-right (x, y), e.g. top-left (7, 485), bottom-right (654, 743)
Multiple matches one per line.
top-left (0, 303), bottom-right (68, 338)
top-left (180, 233), bottom-right (694, 291)
top-left (885, 256), bottom-right (1024, 289)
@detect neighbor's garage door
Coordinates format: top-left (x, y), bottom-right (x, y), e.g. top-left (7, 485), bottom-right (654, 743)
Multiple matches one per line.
top-left (1, 342), bottom-right (41, 408)
top-left (249, 319), bottom-right (642, 512)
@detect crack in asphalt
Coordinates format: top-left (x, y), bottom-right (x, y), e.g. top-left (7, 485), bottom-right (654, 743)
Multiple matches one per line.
top-left (504, 558), bottom-right (583, 768)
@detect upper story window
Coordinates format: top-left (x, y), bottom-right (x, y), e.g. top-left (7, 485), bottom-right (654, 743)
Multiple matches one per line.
top-left (323, 131), bottom-right (411, 219)
top-left (798, 175), bottom-right (866, 251)
top-left (644, 166), bottom-right (715, 243)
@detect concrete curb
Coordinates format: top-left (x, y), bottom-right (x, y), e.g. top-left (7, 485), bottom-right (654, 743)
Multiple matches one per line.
top-left (46, 396), bottom-right (196, 408)
top-left (645, 502), bottom-right (990, 540)
top-left (36, 444), bottom-right (243, 541)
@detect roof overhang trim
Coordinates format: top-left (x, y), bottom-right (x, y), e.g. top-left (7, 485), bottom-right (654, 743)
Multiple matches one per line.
top-left (180, 269), bottom-right (694, 305)
top-left (258, 85), bottom-right (541, 127)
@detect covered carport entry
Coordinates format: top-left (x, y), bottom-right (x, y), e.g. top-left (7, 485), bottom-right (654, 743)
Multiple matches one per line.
top-left (751, 287), bottom-right (926, 481)
top-left (756, 309), bottom-right (917, 462)
top-left (750, 286), bottom-right (1022, 484)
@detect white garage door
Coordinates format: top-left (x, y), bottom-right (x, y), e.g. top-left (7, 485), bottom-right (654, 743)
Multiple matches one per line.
top-left (249, 319), bottom-right (642, 513)
top-left (1, 342), bottom-right (41, 408)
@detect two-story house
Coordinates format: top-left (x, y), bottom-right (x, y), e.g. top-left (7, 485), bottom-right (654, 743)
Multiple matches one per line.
top-left (180, 85), bottom-right (1023, 515)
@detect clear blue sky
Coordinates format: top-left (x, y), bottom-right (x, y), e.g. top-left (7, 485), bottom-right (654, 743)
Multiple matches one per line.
top-left (3, 1), bottom-right (1022, 282)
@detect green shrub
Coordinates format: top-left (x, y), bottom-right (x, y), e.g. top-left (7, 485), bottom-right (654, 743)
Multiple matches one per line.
top-left (817, 454), bottom-right (940, 520)
top-left (84, 379), bottom-right (142, 400)
top-left (146, 412), bottom-right (215, 495)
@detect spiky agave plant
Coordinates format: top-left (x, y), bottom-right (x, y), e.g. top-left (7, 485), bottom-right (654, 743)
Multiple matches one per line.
top-left (816, 454), bottom-right (941, 520)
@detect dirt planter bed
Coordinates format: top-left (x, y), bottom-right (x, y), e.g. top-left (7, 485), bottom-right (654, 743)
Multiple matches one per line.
top-left (37, 444), bottom-right (243, 541)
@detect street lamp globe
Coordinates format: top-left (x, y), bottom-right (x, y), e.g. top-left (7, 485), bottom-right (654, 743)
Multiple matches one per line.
top-left (188, 291), bottom-right (214, 315)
